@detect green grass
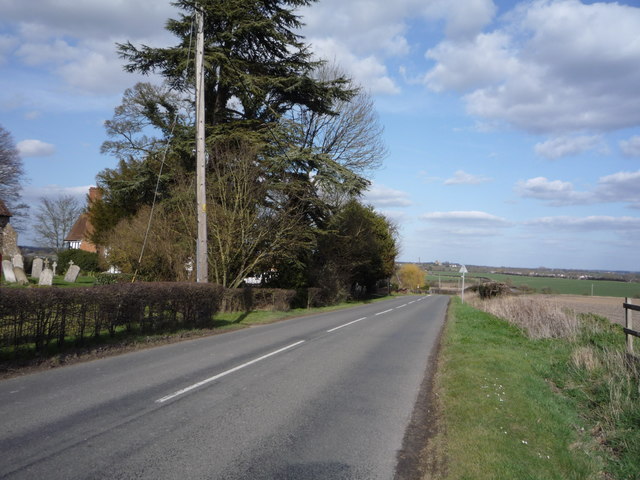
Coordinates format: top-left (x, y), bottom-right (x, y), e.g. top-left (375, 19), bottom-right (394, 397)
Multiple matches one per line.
top-left (433, 298), bottom-right (603, 479)
top-left (1, 275), bottom-right (97, 288)
top-left (428, 272), bottom-right (640, 297)
top-left (432, 298), bottom-right (640, 479)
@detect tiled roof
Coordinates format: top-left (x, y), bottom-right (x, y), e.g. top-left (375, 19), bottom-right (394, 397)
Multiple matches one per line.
top-left (65, 213), bottom-right (91, 241)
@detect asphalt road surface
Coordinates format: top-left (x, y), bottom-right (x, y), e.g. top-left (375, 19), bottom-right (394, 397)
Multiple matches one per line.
top-left (0, 295), bottom-right (448, 479)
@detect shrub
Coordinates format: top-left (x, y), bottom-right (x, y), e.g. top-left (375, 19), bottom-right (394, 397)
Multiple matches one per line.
top-left (57, 249), bottom-right (100, 274)
top-left (94, 272), bottom-right (134, 285)
top-left (478, 282), bottom-right (510, 299)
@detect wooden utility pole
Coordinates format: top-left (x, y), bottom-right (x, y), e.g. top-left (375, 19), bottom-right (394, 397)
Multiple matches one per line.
top-left (195, 7), bottom-right (208, 283)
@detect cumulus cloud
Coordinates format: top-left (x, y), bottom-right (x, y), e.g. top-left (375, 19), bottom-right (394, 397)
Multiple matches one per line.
top-left (516, 177), bottom-right (587, 206)
top-left (423, 0), bottom-right (640, 135)
top-left (444, 170), bottom-right (491, 185)
top-left (421, 0), bottom-right (496, 41)
top-left (17, 139), bottom-right (55, 157)
top-left (308, 38), bottom-right (400, 95)
top-left (620, 135), bottom-right (640, 157)
top-left (517, 170), bottom-right (640, 208)
top-left (1, 0), bottom-right (173, 97)
top-left (595, 171), bottom-right (640, 208)
top-left (364, 183), bottom-right (412, 207)
top-left (534, 135), bottom-right (607, 159)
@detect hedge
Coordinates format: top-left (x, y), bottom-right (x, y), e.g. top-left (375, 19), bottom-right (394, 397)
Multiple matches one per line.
top-left (0, 283), bottom-right (295, 355)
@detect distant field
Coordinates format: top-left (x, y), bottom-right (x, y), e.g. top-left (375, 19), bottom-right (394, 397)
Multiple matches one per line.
top-left (427, 271), bottom-right (640, 298)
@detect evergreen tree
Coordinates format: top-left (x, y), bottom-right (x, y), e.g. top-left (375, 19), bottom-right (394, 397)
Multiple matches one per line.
top-left (117, 0), bottom-right (352, 137)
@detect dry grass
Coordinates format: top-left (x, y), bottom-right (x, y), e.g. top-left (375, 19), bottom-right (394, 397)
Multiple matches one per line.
top-left (469, 294), bottom-right (579, 339)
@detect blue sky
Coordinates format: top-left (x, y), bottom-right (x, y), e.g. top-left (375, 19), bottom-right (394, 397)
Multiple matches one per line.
top-left (2, 0), bottom-right (640, 271)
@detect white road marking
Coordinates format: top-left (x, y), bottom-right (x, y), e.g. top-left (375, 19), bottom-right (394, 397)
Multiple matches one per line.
top-left (326, 317), bottom-right (367, 333)
top-left (375, 309), bottom-right (393, 316)
top-left (156, 340), bottom-right (306, 403)
top-left (396, 304), bottom-right (407, 309)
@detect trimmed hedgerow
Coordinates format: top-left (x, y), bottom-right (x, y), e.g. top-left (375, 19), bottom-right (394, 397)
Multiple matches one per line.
top-left (0, 283), bottom-right (297, 355)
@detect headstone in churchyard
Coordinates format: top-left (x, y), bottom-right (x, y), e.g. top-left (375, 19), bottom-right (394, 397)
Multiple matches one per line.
top-left (2, 259), bottom-right (16, 283)
top-left (39, 267), bottom-right (53, 286)
top-left (52, 261), bottom-right (57, 276)
top-left (31, 257), bottom-right (43, 279)
top-left (1, 224), bottom-right (20, 258)
top-left (12, 253), bottom-right (24, 270)
top-left (64, 260), bottom-right (80, 283)
top-left (14, 266), bottom-right (28, 285)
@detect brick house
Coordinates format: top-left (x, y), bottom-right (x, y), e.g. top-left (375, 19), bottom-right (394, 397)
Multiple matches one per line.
top-left (64, 187), bottom-right (100, 253)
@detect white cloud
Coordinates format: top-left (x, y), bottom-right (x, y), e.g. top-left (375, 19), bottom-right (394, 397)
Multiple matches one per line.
top-left (1, 0), bottom-right (173, 97)
top-left (517, 170), bottom-right (640, 208)
top-left (308, 38), bottom-right (400, 95)
top-left (421, 0), bottom-right (496, 41)
top-left (527, 216), bottom-right (640, 233)
top-left (620, 135), bottom-right (640, 157)
top-left (444, 170), bottom-right (491, 185)
top-left (534, 135), bottom-right (606, 159)
top-left (364, 183), bottom-right (412, 207)
top-left (16, 139), bottom-right (55, 157)
top-left (421, 210), bottom-right (510, 226)
top-left (595, 171), bottom-right (640, 208)
top-left (424, 31), bottom-right (520, 92)
top-left (516, 177), bottom-right (586, 206)
top-left (423, 0), bottom-right (640, 135)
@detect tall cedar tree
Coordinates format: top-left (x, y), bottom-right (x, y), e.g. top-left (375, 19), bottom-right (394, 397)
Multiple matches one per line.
top-left (117, 0), bottom-right (353, 138)
top-left (92, 0), bottom-right (358, 240)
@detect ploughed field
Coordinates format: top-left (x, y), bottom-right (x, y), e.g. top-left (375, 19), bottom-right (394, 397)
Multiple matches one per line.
top-left (532, 294), bottom-right (637, 327)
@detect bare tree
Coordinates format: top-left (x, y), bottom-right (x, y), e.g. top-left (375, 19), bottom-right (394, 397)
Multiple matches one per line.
top-left (284, 63), bottom-right (387, 203)
top-left (0, 124), bottom-right (29, 229)
top-left (33, 195), bottom-right (83, 251)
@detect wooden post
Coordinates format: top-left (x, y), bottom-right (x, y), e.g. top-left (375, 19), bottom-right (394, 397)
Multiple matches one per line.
top-left (626, 297), bottom-right (633, 353)
top-left (195, 7), bottom-right (208, 283)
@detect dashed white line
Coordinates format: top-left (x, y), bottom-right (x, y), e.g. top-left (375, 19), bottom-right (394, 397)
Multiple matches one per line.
top-left (327, 317), bottom-right (368, 333)
top-left (156, 340), bottom-right (306, 403)
top-left (375, 309), bottom-right (393, 316)
top-left (396, 304), bottom-right (407, 309)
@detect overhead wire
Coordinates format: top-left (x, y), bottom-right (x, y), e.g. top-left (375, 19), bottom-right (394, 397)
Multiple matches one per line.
top-left (131, 13), bottom-right (197, 282)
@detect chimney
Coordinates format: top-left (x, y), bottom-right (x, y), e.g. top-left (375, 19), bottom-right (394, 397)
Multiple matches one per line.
top-left (88, 187), bottom-right (102, 204)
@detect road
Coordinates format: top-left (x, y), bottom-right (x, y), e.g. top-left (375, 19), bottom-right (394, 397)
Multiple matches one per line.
top-left (0, 295), bottom-right (448, 479)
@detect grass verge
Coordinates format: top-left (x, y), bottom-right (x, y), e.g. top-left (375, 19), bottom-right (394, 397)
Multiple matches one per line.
top-left (427, 297), bottom-right (633, 479)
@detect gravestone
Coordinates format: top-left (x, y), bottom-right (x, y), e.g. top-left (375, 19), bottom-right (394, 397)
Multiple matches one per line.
top-left (52, 261), bottom-right (58, 276)
top-left (14, 266), bottom-right (28, 285)
top-left (39, 267), bottom-right (53, 286)
top-left (31, 258), bottom-right (43, 279)
top-left (64, 260), bottom-right (80, 283)
top-left (12, 253), bottom-right (24, 270)
top-left (2, 259), bottom-right (16, 283)
top-left (1, 224), bottom-right (20, 258)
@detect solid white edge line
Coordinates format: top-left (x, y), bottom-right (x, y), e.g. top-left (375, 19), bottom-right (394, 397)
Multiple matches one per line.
top-left (326, 317), bottom-right (368, 333)
top-left (375, 309), bottom-right (393, 316)
top-left (156, 340), bottom-right (306, 403)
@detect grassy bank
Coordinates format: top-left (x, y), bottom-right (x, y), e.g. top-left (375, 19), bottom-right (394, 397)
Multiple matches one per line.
top-left (428, 297), bottom-right (639, 479)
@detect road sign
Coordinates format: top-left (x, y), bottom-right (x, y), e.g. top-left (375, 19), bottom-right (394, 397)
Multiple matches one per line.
top-left (459, 265), bottom-right (468, 274)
